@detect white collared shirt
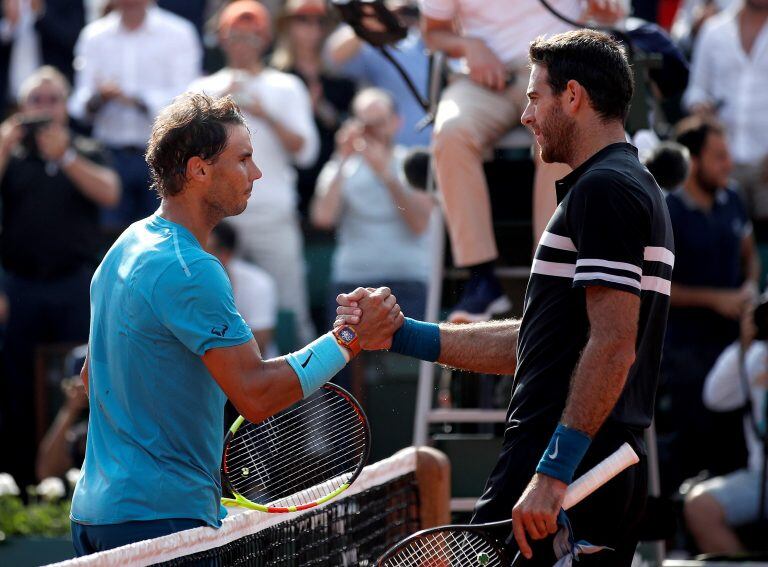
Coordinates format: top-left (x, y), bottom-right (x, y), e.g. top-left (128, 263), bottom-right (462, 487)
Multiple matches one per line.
top-left (419, 0), bottom-right (581, 65)
top-left (683, 7), bottom-right (768, 165)
top-left (189, 67), bottom-right (319, 221)
top-left (1, 0), bottom-right (42, 102)
top-left (69, 6), bottom-right (201, 147)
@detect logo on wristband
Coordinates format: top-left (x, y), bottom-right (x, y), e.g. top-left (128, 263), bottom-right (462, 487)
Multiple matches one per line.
top-left (548, 438), bottom-right (559, 460)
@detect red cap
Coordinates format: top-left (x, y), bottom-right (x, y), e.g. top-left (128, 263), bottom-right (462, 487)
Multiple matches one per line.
top-left (218, 1), bottom-right (272, 38)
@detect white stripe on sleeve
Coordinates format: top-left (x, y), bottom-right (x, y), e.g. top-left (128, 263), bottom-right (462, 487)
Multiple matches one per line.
top-left (576, 258), bottom-right (642, 276)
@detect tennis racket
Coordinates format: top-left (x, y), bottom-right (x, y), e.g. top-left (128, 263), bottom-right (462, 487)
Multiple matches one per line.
top-left (377, 442), bottom-right (640, 566)
top-left (220, 382), bottom-right (370, 513)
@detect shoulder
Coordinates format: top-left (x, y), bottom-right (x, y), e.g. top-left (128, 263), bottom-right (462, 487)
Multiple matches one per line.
top-left (149, 7), bottom-right (198, 38)
top-left (261, 68), bottom-right (307, 91)
top-left (189, 70), bottom-right (229, 93)
top-left (698, 8), bottom-right (735, 40)
top-left (78, 13), bottom-right (119, 42)
top-left (572, 166), bottom-right (653, 210)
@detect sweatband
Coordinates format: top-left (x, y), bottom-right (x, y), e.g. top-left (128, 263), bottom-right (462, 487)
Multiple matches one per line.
top-left (389, 317), bottom-right (441, 362)
top-left (285, 332), bottom-right (349, 398)
top-left (536, 423), bottom-right (592, 484)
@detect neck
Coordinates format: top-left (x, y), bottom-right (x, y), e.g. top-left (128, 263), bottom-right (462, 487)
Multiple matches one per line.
top-left (567, 120), bottom-right (627, 170)
top-left (121, 8), bottom-right (147, 30)
top-left (157, 195), bottom-right (218, 247)
top-left (294, 47), bottom-right (320, 72)
top-left (743, 2), bottom-right (768, 17)
top-left (684, 176), bottom-right (716, 210)
top-left (230, 59), bottom-right (263, 74)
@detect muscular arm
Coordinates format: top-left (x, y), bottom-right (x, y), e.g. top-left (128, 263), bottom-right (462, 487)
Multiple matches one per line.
top-left (203, 339), bottom-right (304, 424)
top-left (436, 319), bottom-right (521, 375)
top-left (560, 287), bottom-right (639, 436)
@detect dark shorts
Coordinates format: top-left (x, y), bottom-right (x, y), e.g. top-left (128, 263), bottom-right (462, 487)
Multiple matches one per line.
top-left (71, 518), bottom-right (207, 556)
top-left (472, 426), bottom-right (648, 566)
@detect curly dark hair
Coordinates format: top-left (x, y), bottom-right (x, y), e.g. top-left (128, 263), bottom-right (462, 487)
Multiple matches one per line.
top-left (145, 93), bottom-right (246, 198)
top-left (528, 29), bottom-right (634, 123)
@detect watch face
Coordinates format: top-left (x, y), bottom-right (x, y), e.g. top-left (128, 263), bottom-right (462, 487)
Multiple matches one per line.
top-left (339, 327), bottom-right (356, 343)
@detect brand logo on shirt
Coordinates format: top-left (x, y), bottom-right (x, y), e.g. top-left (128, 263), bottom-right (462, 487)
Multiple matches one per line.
top-left (211, 324), bottom-right (229, 337)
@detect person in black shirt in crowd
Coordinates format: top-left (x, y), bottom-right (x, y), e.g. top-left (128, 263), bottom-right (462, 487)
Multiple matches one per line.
top-left (0, 66), bottom-right (120, 491)
top-left (335, 29), bottom-right (674, 565)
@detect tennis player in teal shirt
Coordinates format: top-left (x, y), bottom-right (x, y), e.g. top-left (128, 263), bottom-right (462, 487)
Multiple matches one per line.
top-left (70, 92), bottom-right (402, 555)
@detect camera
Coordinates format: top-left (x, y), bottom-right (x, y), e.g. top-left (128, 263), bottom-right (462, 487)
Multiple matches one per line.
top-left (19, 115), bottom-right (52, 156)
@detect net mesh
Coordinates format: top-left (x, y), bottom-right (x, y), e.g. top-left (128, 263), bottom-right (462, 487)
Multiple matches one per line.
top-left (48, 449), bottom-right (421, 567)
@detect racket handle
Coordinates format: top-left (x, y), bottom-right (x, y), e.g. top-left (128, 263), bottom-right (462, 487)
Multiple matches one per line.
top-left (562, 442), bottom-right (639, 510)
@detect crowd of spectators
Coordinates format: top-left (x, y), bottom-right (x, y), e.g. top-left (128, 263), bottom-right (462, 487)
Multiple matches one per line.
top-left (0, 0), bottom-right (767, 559)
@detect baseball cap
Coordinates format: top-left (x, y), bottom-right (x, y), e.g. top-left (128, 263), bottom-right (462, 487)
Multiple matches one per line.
top-left (219, 0), bottom-right (272, 38)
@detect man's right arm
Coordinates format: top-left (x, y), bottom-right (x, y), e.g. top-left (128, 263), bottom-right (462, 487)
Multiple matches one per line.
top-left (336, 288), bottom-right (519, 375)
top-left (421, 16), bottom-right (507, 91)
top-left (202, 341), bottom-right (304, 424)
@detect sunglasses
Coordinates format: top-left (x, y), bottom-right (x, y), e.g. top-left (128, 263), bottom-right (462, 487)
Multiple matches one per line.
top-left (290, 14), bottom-right (328, 26)
top-left (28, 93), bottom-right (65, 105)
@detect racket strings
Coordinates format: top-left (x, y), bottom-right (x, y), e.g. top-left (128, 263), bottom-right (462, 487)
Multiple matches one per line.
top-left (229, 418), bottom-right (366, 501)
top-left (224, 396), bottom-right (356, 462)
top-left (382, 530), bottom-right (503, 567)
top-left (224, 389), bottom-right (367, 507)
top-left (226, 403), bottom-right (365, 487)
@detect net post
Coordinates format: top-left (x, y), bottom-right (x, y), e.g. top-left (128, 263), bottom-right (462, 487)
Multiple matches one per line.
top-left (414, 446), bottom-right (451, 528)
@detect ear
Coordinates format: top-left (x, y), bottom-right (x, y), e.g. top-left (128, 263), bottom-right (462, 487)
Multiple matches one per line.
top-left (185, 156), bottom-right (209, 184)
top-left (563, 79), bottom-right (587, 115)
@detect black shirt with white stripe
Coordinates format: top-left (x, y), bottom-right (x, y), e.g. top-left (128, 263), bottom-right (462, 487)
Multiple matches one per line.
top-left (509, 143), bottom-right (674, 450)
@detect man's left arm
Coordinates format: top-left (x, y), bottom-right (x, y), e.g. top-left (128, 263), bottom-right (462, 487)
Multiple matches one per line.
top-left (741, 228), bottom-right (760, 297)
top-left (511, 287), bottom-right (639, 558)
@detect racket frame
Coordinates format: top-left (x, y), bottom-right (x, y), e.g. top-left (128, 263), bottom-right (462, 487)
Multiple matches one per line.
top-left (377, 442), bottom-right (640, 566)
top-left (220, 382), bottom-right (371, 513)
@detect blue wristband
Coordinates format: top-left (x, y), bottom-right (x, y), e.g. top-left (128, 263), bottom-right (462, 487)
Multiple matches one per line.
top-left (285, 333), bottom-right (348, 398)
top-left (536, 424), bottom-right (592, 484)
top-left (389, 317), bottom-right (441, 362)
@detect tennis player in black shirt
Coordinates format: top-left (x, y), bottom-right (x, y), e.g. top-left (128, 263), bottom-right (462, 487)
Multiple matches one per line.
top-left (336, 29), bottom-right (674, 565)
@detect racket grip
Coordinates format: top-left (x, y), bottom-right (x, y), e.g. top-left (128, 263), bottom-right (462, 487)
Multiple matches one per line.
top-left (562, 442), bottom-right (639, 510)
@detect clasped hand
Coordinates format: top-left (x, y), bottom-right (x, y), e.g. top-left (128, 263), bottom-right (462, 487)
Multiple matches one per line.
top-left (334, 287), bottom-right (404, 350)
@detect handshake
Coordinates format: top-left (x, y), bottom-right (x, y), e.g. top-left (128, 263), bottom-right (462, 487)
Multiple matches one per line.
top-left (333, 286), bottom-right (405, 351)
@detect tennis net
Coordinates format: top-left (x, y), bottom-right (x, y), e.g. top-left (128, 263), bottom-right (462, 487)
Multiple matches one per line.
top-left (46, 447), bottom-right (449, 567)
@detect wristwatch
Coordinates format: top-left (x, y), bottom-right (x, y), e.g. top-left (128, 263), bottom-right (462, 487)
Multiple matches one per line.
top-left (332, 325), bottom-right (361, 358)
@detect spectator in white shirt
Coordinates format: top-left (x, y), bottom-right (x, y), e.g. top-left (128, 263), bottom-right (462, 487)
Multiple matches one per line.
top-left (207, 221), bottom-right (277, 357)
top-left (69, 0), bottom-right (201, 233)
top-left (190, 0), bottom-right (319, 345)
top-left (683, 0), bottom-right (768, 237)
top-left (419, 0), bottom-right (621, 323)
top-left (685, 306), bottom-right (768, 554)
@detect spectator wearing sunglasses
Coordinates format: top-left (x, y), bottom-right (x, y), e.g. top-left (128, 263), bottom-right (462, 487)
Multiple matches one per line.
top-left (271, 0), bottom-right (357, 216)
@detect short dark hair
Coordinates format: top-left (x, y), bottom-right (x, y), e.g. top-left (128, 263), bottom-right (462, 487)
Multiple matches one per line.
top-left (146, 93), bottom-right (246, 198)
top-left (643, 141), bottom-right (690, 190)
top-left (211, 220), bottom-right (238, 253)
top-left (528, 29), bottom-right (634, 122)
top-left (673, 115), bottom-right (726, 158)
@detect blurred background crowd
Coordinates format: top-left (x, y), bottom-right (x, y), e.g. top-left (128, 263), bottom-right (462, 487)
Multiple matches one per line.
top-left (0, 0), bottom-right (767, 561)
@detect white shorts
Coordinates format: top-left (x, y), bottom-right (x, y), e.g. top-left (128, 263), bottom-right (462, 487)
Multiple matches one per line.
top-left (696, 469), bottom-right (767, 526)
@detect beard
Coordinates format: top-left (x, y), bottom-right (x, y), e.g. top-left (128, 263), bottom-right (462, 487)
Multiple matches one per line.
top-left (538, 101), bottom-right (577, 165)
top-left (694, 169), bottom-right (722, 196)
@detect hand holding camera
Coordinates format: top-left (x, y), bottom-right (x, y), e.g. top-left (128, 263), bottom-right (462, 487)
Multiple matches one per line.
top-left (0, 115), bottom-right (24, 158)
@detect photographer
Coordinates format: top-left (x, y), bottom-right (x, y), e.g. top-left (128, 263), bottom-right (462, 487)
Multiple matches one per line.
top-left (684, 304), bottom-right (768, 554)
top-left (310, 87), bottom-right (433, 389)
top-left (0, 66), bottom-right (119, 491)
